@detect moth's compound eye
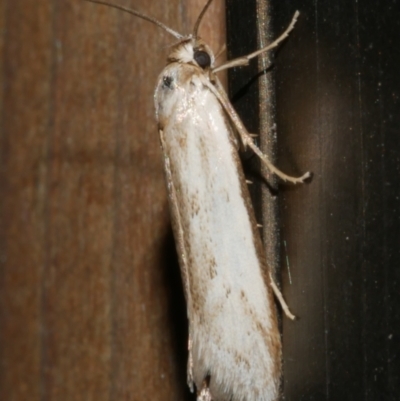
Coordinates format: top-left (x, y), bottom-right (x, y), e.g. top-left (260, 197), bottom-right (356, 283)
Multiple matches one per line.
top-left (194, 50), bottom-right (211, 69)
top-left (162, 76), bottom-right (174, 89)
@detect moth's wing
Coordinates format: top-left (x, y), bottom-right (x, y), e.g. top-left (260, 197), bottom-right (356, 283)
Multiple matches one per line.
top-left (159, 128), bottom-right (196, 389)
top-left (205, 77), bottom-right (251, 146)
top-left (159, 130), bottom-right (191, 306)
top-left (184, 76), bottom-right (281, 401)
top-left (157, 64), bottom-right (281, 401)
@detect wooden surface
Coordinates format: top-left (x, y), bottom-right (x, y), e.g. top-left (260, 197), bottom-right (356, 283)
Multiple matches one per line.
top-left (0, 1), bottom-right (224, 400)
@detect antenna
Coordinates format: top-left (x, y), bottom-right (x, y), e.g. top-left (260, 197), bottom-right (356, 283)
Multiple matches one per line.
top-left (193, 0), bottom-right (214, 38)
top-left (84, 0), bottom-right (183, 39)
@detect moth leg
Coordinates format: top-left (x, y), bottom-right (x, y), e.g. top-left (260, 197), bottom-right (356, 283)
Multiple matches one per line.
top-left (204, 79), bottom-right (311, 184)
top-left (247, 133), bottom-right (311, 184)
top-left (212, 11), bottom-right (299, 73)
top-left (269, 273), bottom-right (296, 320)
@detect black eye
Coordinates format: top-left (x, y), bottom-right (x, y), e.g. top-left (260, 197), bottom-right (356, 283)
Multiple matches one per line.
top-left (194, 50), bottom-right (211, 68)
top-left (163, 76), bottom-right (173, 89)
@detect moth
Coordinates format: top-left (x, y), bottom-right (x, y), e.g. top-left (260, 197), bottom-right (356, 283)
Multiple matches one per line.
top-left (85, 1), bottom-right (310, 400)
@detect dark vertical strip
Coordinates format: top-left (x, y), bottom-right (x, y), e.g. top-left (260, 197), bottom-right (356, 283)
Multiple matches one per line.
top-left (225, 0), bottom-right (259, 134)
top-left (274, 0), bottom-right (400, 399)
top-left (225, 0), bottom-right (263, 242)
top-left (256, 0), bottom-right (281, 283)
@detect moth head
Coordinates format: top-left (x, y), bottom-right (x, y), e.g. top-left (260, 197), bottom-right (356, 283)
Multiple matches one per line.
top-left (175, 0), bottom-right (215, 69)
top-left (168, 38), bottom-right (215, 70)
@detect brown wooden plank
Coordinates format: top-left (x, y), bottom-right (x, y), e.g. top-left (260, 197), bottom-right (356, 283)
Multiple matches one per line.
top-left (42, 2), bottom-right (117, 400)
top-left (0, 1), bottom-right (53, 400)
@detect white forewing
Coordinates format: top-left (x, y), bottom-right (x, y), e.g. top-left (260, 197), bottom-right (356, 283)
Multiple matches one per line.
top-left (155, 61), bottom-right (281, 401)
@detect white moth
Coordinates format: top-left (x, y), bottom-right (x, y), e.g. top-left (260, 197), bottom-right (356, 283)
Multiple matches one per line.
top-left (86, 1), bottom-right (310, 400)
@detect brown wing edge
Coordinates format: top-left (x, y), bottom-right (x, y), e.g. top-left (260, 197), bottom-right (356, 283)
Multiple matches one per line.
top-left (158, 128), bottom-right (196, 391)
